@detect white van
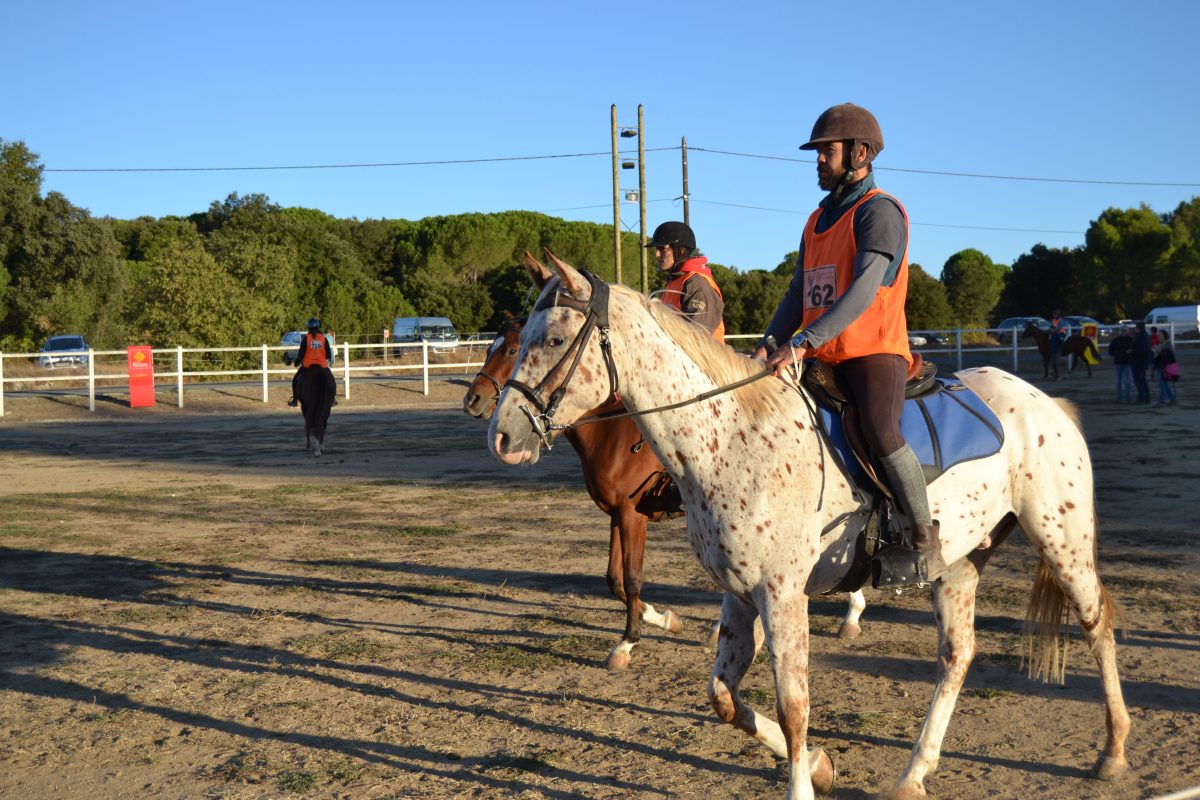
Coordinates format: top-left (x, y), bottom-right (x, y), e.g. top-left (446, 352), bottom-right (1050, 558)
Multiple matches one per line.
top-left (392, 316), bottom-right (460, 350)
top-left (1143, 305), bottom-right (1200, 338)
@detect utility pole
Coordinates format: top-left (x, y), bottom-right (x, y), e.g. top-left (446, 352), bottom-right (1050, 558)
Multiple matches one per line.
top-left (681, 136), bottom-right (690, 226)
top-left (610, 105), bottom-right (621, 285)
top-left (638, 104), bottom-right (647, 294)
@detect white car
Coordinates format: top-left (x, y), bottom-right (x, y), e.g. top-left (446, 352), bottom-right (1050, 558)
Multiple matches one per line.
top-left (38, 335), bottom-right (91, 368)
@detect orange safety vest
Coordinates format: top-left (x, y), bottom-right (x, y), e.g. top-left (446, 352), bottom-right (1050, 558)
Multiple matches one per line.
top-left (663, 259), bottom-right (726, 340)
top-left (300, 332), bottom-right (330, 369)
top-left (799, 189), bottom-right (912, 366)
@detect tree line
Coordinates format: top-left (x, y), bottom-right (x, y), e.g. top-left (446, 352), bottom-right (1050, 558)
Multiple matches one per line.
top-left (2, 138), bottom-right (1197, 354)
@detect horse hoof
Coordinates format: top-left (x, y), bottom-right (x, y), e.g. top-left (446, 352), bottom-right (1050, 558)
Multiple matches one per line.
top-left (664, 609), bottom-right (683, 635)
top-left (836, 621), bottom-right (861, 639)
top-left (606, 641), bottom-right (634, 671)
top-left (809, 747), bottom-right (835, 795)
top-left (886, 779), bottom-right (927, 800)
top-left (1094, 755), bottom-right (1129, 781)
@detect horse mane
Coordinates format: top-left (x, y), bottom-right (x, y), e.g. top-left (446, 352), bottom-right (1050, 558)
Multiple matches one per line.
top-left (611, 284), bottom-right (793, 421)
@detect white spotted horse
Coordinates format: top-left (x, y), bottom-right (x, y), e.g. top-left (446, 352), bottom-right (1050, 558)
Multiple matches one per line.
top-left (464, 256), bottom-right (871, 668)
top-left (488, 252), bottom-right (1129, 800)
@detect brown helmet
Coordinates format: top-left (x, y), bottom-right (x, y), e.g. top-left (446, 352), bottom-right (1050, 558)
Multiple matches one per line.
top-left (799, 103), bottom-right (884, 161)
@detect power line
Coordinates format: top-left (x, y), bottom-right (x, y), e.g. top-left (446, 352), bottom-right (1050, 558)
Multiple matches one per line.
top-left (688, 147), bottom-right (1200, 188)
top-left (680, 199), bottom-right (1087, 235)
top-left (43, 148), bottom-right (679, 173)
top-left (44, 144), bottom-right (1200, 188)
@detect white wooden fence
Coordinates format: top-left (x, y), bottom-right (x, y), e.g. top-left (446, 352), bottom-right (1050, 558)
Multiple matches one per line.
top-left (0, 340), bottom-right (489, 417)
top-left (1, 326), bottom-right (1193, 417)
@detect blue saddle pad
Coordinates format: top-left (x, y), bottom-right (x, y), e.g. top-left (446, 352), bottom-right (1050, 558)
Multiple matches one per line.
top-left (818, 376), bottom-right (1004, 484)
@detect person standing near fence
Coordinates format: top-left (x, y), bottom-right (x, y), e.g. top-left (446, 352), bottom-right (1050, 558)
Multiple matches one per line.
top-left (1048, 310), bottom-right (1071, 380)
top-left (1154, 330), bottom-right (1179, 407)
top-left (1130, 321), bottom-right (1152, 404)
top-left (1108, 326), bottom-right (1134, 403)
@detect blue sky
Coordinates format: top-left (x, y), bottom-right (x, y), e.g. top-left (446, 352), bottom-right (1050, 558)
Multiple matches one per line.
top-left (5, 1), bottom-right (1199, 278)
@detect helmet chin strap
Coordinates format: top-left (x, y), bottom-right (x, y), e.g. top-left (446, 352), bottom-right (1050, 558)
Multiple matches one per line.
top-left (832, 139), bottom-right (870, 201)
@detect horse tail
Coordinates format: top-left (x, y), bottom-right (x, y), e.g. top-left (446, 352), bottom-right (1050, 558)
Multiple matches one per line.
top-left (1023, 558), bottom-right (1121, 684)
top-left (1052, 397), bottom-right (1081, 430)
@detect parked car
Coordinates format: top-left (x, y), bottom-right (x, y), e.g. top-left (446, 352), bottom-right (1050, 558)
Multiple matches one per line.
top-left (908, 333), bottom-right (928, 347)
top-left (280, 330), bottom-right (336, 367)
top-left (391, 316), bottom-right (460, 352)
top-left (995, 316), bottom-right (1050, 334)
top-left (38, 334), bottom-right (91, 368)
top-left (1062, 315), bottom-right (1113, 340)
top-left (280, 331), bottom-right (304, 366)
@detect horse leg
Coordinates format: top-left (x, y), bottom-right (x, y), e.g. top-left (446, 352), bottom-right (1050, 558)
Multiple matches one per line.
top-left (709, 593), bottom-right (832, 799)
top-left (837, 589), bottom-right (867, 639)
top-left (604, 512), bottom-right (635, 669)
top-left (889, 556), bottom-right (983, 800)
top-left (1028, 557), bottom-right (1131, 780)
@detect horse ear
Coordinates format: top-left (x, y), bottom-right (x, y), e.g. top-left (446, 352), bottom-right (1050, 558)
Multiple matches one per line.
top-left (543, 249), bottom-right (589, 298)
top-left (521, 251), bottom-right (553, 290)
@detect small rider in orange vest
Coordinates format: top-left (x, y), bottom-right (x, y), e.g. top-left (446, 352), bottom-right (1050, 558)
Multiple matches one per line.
top-left (752, 103), bottom-right (933, 587)
top-left (288, 317), bottom-right (338, 408)
top-left (646, 221), bottom-right (726, 339)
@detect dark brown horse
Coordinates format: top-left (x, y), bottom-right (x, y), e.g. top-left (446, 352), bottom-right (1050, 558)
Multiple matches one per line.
top-left (1023, 322), bottom-right (1102, 378)
top-left (298, 365), bottom-right (335, 456)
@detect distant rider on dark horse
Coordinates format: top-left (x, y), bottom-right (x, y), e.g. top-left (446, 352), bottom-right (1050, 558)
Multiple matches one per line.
top-left (288, 317), bottom-right (337, 408)
top-left (1048, 310), bottom-right (1071, 380)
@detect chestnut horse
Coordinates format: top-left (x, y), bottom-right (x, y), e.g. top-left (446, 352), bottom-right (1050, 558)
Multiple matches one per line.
top-left (1023, 322), bottom-right (1102, 378)
top-left (489, 253), bottom-right (1128, 800)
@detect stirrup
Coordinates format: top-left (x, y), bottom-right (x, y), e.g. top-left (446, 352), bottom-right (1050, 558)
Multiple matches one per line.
top-left (871, 544), bottom-right (928, 590)
top-left (287, 397), bottom-right (298, 407)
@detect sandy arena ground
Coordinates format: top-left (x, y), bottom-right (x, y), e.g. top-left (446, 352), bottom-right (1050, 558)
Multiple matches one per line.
top-left (0, 355), bottom-right (1197, 800)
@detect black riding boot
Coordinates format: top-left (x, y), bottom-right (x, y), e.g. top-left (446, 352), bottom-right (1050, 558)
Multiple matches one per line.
top-left (872, 521), bottom-right (936, 590)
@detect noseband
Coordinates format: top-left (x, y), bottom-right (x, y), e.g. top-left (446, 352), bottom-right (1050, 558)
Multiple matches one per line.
top-left (503, 271), bottom-right (619, 449)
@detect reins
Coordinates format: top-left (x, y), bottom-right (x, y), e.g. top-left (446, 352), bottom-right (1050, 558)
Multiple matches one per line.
top-left (559, 367), bottom-right (775, 430)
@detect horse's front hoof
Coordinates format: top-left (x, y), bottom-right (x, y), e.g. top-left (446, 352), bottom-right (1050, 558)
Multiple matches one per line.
top-left (606, 642), bottom-right (633, 671)
top-left (837, 621), bottom-right (861, 639)
top-left (808, 747), bottom-right (835, 795)
top-left (664, 609), bottom-right (683, 635)
top-left (1094, 755), bottom-right (1129, 781)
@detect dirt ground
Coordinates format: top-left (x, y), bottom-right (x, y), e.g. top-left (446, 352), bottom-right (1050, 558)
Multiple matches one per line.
top-left (1, 355), bottom-right (1198, 800)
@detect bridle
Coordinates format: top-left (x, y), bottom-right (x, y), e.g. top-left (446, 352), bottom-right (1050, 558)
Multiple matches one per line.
top-left (503, 269), bottom-right (776, 451)
top-left (503, 271), bottom-right (619, 449)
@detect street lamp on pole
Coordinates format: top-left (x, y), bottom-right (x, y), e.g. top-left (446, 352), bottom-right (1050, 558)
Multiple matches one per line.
top-left (611, 104), bottom-right (647, 291)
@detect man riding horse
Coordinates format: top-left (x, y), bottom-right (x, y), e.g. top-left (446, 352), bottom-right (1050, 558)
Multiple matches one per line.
top-left (753, 103), bottom-right (933, 586)
top-left (288, 317), bottom-right (337, 408)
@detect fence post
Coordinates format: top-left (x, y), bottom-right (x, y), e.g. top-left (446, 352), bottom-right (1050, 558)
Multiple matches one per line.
top-left (422, 342), bottom-right (430, 396)
top-left (176, 346), bottom-right (184, 408)
top-left (87, 349), bottom-right (96, 412)
top-left (342, 341), bottom-right (351, 400)
top-left (260, 345), bottom-right (269, 403)
top-left (955, 329), bottom-right (963, 372)
top-left (1012, 328), bottom-right (1019, 373)
top-left (0, 353), bottom-right (5, 417)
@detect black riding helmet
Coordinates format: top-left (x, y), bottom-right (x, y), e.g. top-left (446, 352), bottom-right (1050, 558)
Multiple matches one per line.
top-left (307, 317), bottom-right (321, 331)
top-left (646, 221), bottom-right (697, 268)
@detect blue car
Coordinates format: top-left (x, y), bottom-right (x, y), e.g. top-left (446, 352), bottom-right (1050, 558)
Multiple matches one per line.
top-left (38, 334), bottom-right (91, 368)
